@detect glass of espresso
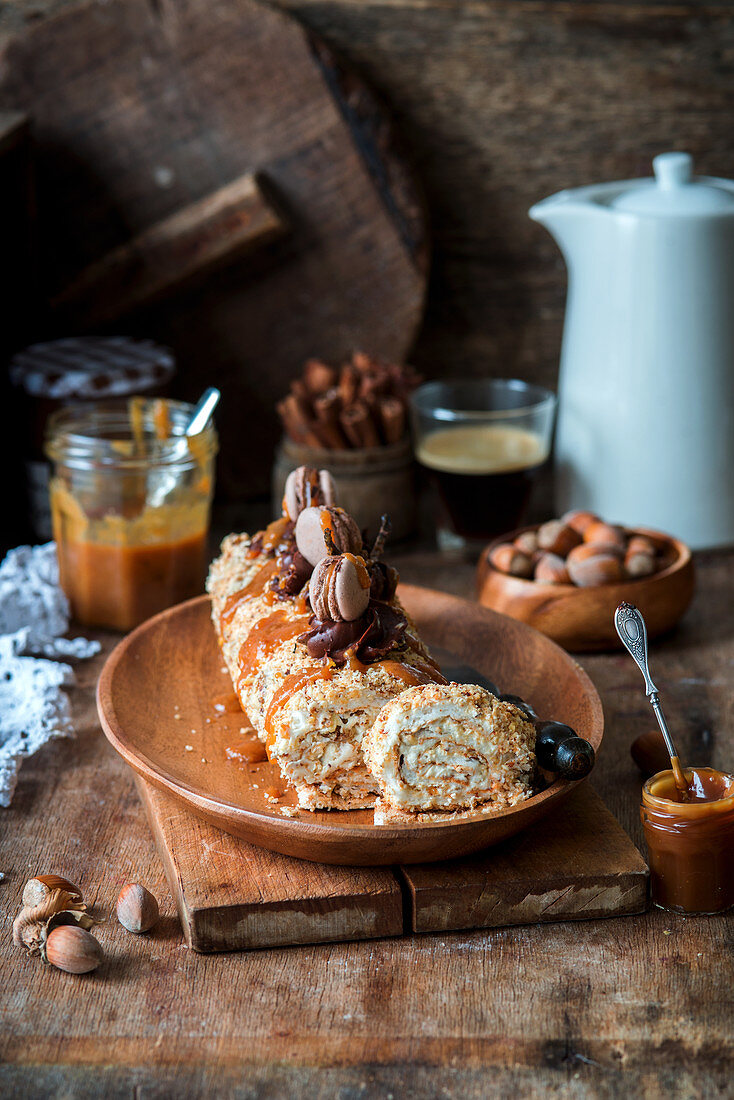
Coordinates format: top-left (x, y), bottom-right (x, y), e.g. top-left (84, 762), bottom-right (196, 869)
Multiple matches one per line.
top-left (410, 379), bottom-right (557, 553)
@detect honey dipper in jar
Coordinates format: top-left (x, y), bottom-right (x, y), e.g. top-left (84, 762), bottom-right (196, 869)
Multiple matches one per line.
top-left (615, 602), bottom-right (734, 913)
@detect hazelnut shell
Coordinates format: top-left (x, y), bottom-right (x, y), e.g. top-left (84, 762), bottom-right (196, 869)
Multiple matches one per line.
top-left (625, 551), bottom-right (656, 578)
top-left (583, 521), bottom-right (627, 549)
top-left (489, 543), bottom-right (534, 578)
top-left (513, 530), bottom-right (539, 556)
top-left (22, 875), bottom-right (83, 909)
top-left (116, 883), bottom-right (159, 934)
top-left (567, 541), bottom-right (625, 564)
top-left (45, 925), bottom-right (103, 974)
top-left (561, 510), bottom-right (599, 536)
top-left (534, 552), bottom-right (570, 585)
top-left (567, 553), bottom-right (625, 587)
top-left (627, 534), bottom-right (656, 557)
top-left (537, 520), bottom-right (582, 558)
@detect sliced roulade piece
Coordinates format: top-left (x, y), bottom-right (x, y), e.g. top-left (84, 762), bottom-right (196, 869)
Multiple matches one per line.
top-left (363, 683), bottom-right (536, 824)
top-left (206, 467), bottom-right (446, 811)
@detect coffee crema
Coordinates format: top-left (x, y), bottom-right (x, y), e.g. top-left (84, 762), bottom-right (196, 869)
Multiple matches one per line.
top-left (416, 424), bottom-right (549, 542)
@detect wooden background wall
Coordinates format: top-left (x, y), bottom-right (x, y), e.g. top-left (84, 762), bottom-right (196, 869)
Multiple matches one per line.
top-left (1, 0), bottom-right (733, 501)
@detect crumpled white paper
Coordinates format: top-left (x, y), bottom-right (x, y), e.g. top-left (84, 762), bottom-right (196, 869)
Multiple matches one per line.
top-left (0, 543), bottom-right (101, 807)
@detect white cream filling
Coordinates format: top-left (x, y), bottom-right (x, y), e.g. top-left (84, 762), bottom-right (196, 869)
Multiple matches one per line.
top-left (379, 709), bottom-right (529, 810)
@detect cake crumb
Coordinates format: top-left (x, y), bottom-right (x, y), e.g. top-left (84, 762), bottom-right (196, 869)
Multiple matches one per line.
top-left (279, 806), bottom-right (298, 817)
top-left (185, 744), bottom-right (193, 751)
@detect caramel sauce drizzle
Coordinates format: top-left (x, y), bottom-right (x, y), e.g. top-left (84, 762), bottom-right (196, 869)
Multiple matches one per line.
top-left (246, 516), bottom-right (290, 560)
top-left (342, 552), bottom-right (370, 588)
top-left (320, 508), bottom-right (336, 544)
top-left (376, 658), bottom-right (447, 686)
top-left (236, 610), bottom-right (310, 691)
top-left (343, 648), bottom-right (447, 685)
top-left (219, 559), bottom-right (278, 632)
top-left (225, 742), bottom-right (268, 764)
top-left (294, 590), bottom-right (310, 615)
top-left (264, 665), bottom-right (335, 752)
top-left (211, 691), bottom-right (242, 716)
top-left (152, 398), bottom-right (171, 440)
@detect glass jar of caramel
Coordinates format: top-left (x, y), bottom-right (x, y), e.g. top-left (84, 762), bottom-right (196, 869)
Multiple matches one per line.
top-left (45, 399), bottom-right (217, 631)
top-left (641, 768), bottom-right (734, 914)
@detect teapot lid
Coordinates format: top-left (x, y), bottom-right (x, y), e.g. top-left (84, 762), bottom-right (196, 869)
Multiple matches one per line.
top-left (612, 153), bottom-right (734, 215)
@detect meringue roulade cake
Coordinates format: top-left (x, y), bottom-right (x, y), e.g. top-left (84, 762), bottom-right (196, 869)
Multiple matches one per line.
top-left (207, 465), bottom-right (445, 811)
top-left (363, 683), bottom-right (536, 824)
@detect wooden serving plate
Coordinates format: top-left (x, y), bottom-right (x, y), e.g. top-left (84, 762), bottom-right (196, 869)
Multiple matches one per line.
top-left (97, 587), bottom-right (603, 865)
top-left (477, 527), bottom-right (694, 652)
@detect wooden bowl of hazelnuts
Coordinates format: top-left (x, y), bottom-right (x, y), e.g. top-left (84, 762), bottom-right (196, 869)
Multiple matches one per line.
top-left (477, 511), bottom-right (694, 652)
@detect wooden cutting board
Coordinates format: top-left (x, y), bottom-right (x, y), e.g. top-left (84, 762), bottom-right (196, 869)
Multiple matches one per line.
top-left (0, 0), bottom-right (428, 499)
top-left (136, 777), bottom-right (648, 952)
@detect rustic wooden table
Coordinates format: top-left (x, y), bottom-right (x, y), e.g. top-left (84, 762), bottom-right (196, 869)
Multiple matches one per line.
top-left (2, 544), bottom-right (733, 1098)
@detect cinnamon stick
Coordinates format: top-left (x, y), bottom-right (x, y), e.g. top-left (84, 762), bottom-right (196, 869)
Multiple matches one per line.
top-left (340, 401), bottom-right (380, 449)
top-left (338, 363), bottom-right (359, 407)
top-left (277, 394), bottom-right (322, 448)
top-left (314, 390), bottom-right (348, 449)
top-left (378, 396), bottom-right (405, 445)
top-left (303, 359), bottom-right (337, 395)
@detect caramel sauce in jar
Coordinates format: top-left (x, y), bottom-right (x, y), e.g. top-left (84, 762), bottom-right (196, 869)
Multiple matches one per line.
top-left (46, 400), bottom-right (216, 631)
top-left (641, 768), bottom-right (734, 914)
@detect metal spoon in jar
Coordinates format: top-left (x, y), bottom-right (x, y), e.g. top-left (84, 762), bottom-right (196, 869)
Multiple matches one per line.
top-left (186, 387), bottom-right (220, 436)
top-left (614, 602), bottom-right (689, 800)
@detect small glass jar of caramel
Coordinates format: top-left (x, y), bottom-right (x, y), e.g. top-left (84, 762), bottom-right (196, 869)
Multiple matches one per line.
top-left (641, 768), bottom-right (734, 914)
top-left (45, 399), bottom-right (217, 631)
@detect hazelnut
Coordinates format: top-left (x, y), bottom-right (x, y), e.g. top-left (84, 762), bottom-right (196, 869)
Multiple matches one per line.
top-left (561, 510), bottom-right (599, 536)
top-left (116, 883), bottom-right (159, 934)
top-left (45, 925), bottom-right (103, 974)
top-left (513, 530), bottom-right (539, 556)
top-left (567, 541), bottom-right (625, 564)
top-left (488, 543), bottom-right (534, 578)
top-left (295, 506), bottom-right (362, 567)
top-left (536, 520), bottom-right (582, 558)
top-left (625, 550), bottom-right (656, 579)
top-left (567, 553), bottom-right (625, 587)
top-left (583, 521), bottom-right (627, 549)
top-left (309, 553), bottom-right (371, 621)
top-left (534, 552), bottom-right (570, 585)
top-left (22, 875), bottom-right (83, 909)
top-left (627, 534), bottom-right (656, 557)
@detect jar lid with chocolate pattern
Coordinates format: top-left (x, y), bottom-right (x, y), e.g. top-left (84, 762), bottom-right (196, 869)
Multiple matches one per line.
top-left (10, 336), bottom-right (175, 400)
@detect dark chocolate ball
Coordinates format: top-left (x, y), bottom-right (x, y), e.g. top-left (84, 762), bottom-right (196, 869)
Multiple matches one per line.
top-left (535, 721), bottom-right (577, 770)
top-left (554, 737), bottom-right (596, 780)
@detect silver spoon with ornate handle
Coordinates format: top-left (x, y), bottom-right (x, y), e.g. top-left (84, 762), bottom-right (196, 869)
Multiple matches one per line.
top-left (614, 602), bottom-right (689, 798)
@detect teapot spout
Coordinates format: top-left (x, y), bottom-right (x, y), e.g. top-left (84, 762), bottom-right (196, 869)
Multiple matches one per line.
top-left (529, 191), bottom-right (607, 265)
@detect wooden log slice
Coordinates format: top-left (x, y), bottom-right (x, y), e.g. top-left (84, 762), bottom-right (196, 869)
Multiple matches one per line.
top-left (0, 0), bottom-right (428, 496)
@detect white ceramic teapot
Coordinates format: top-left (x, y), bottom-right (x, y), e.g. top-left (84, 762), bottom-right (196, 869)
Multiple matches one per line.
top-left (530, 152), bottom-right (734, 549)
